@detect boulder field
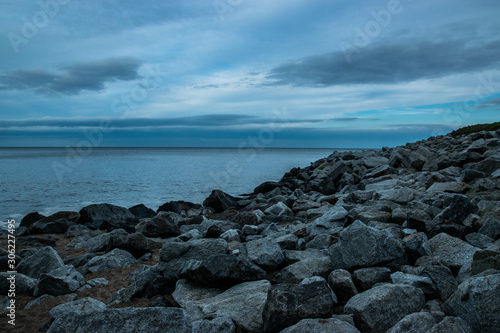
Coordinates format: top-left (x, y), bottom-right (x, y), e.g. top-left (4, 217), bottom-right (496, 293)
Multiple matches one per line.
top-left (2, 129), bottom-right (500, 332)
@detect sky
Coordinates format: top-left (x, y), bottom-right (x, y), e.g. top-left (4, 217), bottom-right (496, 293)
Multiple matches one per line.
top-left (0, 0), bottom-right (499, 148)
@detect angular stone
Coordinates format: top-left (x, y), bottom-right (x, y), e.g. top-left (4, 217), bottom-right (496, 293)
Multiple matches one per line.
top-left (264, 202), bottom-right (294, 216)
top-left (158, 200), bottom-right (202, 214)
top-left (203, 190), bottom-right (238, 213)
top-left (246, 237), bottom-right (284, 270)
top-left (312, 206), bottom-right (348, 224)
top-left (386, 312), bottom-right (437, 333)
top-left (29, 219), bottom-right (70, 235)
top-left (17, 246), bottom-right (64, 279)
top-left (263, 278), bottom-right (336, 333)
top-left (329, 221), bottom-right (404, 270)
top-left (139, 213), bottom-right (180, 238)
top-left (344, 284), bottom-right (425, 333)
top-left (47, 307), bottom-right (192, 333)
top-left (427, 316), bottom-right (472, 333)
top-left (478, 216), bottom-right (500, 240)
top-left (378, 188), bottom-right (415, 204)
top-left (403, 232), bottom-right (432, 261)
top-left (390, 271), bottom-right (436, 295)
top-left (192, 317), bottom-right (236, 333)
top-left (328, 269), bottom-right (358, 302)
top-left (34, 265), bottom-right (84, 297)
top-left (277, 257), bottom-right (333, 284)
top-left (49, 297), bottom-right (106, 319)
top-left (352, 267), bottom-right (391, 291)
top-left (81, 248), bottom-right (136, 274)
top-left (0, 272), bottom-right (36, 295)
top-left (443, 273), bottom-right (500, 333)
top-left (471, 250), bottom-right (500, 275)
top-left (77, 203), bottom-right (137, 232)
top-left (428, 233), bottom-right (480, 271)
top-left (128, 204), bottom-right (156, 219)
top-left (426, 182), bottom-right (470, 194)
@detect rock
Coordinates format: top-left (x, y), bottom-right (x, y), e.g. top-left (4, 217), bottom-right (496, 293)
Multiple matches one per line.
top-left (478, 216), bottom-right (500, 240)
top-left (411, 259), bottom-right (458, 300)
top-left (344, 284), bottom-right (425, 333)
top-left (461, 169), bottom-right (486, 183)
top-left (128, 204), bottom-right (156, 219)
top-left (471, 250), bottom-right (500, 275)
top-left (264, 202), bottom-right (294, 216)
top-left (277, 257), bottom-right (333, 283)
top-left (378, 188), bottom-right (415, 204)
top-left (49, 297), bottom-right (106, 319)
top-left (275, 234), bottom-right (298, 250)
top-left (356, 210), bottom-right (392, 224)
top-left (242, 224), bottom-right (259, 236)
top-left (352, 267), bottom-right (392, 291)
top-left (182, 280), bottom-right (271, 332)
top-left (465, 232), bottom-right (494, 249)
top-left (427, 316), bottom-right (473, 333)
top-left (312, 206), bottom-right (348, 224)
top-left (403, 232), bottom-right (432, 261)
top-left (20, 212), bottom-right (45, 228)
top-left (139, 213), bottom-right (180, 238)
top-left (179, 254), bottom-right (266, 287)
top-left (428, 233), bottom-right (480, 272)
top-left (306, 234), bottom-right (332, 250)
top-left (29, 218), bottom-right (70, 235)
top-left (0, 272), bottom-right (36, 295)
top-left (390, 271), bottom-right (436, 295)
top-left (77, 203), bottom-right (137, 232)
top-left (17, 246), bottom-right (64, 279)
top-left (34, 265), bottom-right (84, 297)
top-left (85, 229), bottom-right (148, 258)
top-left (435, 194), bottom-right (478, 224)
top-left (203, 190), bottom-right (239, 213)
top-left (47, 307), bottom-right (192, 333)
top-left (25, 293), bottom-right (77, 310)
top-left (386, 312), bottom-right (437, 333)
top-left (426, 182), bottom-right (470, 194)
top-left (81, 248), bottom-right (136, 274)
top-left (292, 199), bottom-right (321, 212)
top-left (192, 317), bottom-right (236, 333)
top-left (263, 278), bottom-right (337, 333)
top-left (159, 238), bottom-right (228, 275)
top-left (442, 273), bottom-right (500, 333)
top-left (328, 220), bottom-right (404, 270)
top-left (246, 237), bottom-right (284, 270)
top-left (158, 200), bottom-right (202, 214)
top-left (328, 269), bottom-right (358, 302)
top-left (220, 229), bottom-right (240, 242)
top-left (254, 181), bottom-right (281, 194)
top-left (280, 318), bottom-right (361, 333)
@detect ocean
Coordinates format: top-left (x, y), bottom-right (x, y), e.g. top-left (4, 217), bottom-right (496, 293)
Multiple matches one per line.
top-left (0, 147), bottom-right (338, 224)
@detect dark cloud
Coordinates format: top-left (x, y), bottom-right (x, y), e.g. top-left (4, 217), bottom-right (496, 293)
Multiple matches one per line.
top-left (479, 97), bottom-right (500, 108)
top-left (0, 57), bottom-right (142, 95)
top-left (266, 38), bottom-right (500, 86)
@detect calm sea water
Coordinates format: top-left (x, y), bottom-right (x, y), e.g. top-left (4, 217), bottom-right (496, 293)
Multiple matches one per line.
top-left (0, 147), bottom-right (337, 223)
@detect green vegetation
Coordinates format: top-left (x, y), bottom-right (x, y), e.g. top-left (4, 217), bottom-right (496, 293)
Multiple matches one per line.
top-left (450, 122), bottom-right (500, 137)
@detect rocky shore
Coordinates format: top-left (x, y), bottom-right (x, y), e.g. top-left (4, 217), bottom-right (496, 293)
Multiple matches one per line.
top-left (2, 129), bottom-right (500, 333)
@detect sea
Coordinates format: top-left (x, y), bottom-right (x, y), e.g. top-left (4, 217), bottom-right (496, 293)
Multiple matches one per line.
top-left (0, 147), bottom-right (340, 227)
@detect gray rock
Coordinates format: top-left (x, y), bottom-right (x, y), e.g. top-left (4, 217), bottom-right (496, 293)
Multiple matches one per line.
top-left (159, 238), bottom-right (228, 275)
top-left (478, 216), bottom-right (500, 240)
top-left (280, 318), bottom-right (361, 333)
top-left (390, 271), bottom-right (436, 295)
top-left (49, 297), bottom-right (106, 319)
top-left (25, 293), bottom-right (77, 309)
top-left (378, 188), bottom-right (415, 204)
top-left (182, 280), bottom-right (271, 332)
top-left (17, 246), bottom-right (64, 279)
top-left (352, 267), bottom-right (391, 291)
top-left (242, 225), bottom-right (259, 236)
top-left (77, 203), bottom-right (137, 232)
top-left (312, 206), bottom-right (348, 224)
top-left (412, 259), bottom-right (458, 300)
top-left (465, 232), bottom-right (494, 249)
top-left (356, 210), bottom-right (392, 223)
top-left (220, 229), bottom-right (240, 243)
top-left (179, 254), bottom-right (266, 287)
top-left (328, 269), bottom-right (358, 302)
top-left (428, 233), bottom-right (480, 271)
top-left (435, 194), bottom-right (478, 224)
top-left (263, 278), bottom-right (337, 333)
top-left (461, 169), bottom-right (486, 183)
top-left (34, 265), bottom-right (84, 297)
top-left (426, 182), bottom-right (470, 194)
top-left (203, 190), bottom-right (239, 213)
top-left (84, 228), bottom-right (149, 258)
top-left (443, 272), bottom-right (500, 333)
top-left (128, 204), bottom-right (156, 219)
top-left (29, 219), bottom-right (70, 235)
top-left (427, 316), bottom-right (473, 333)
top-left (246, 237), bottom-right (284, 270)
top-left (386, 312), bottom-right (437, 333)
top-left (139, 213), bottom-right (180, 238)
top-left (329, 220), bottom-right (404, 270)
top-left (47, 307), bottom-right (192, 333)
top-left (0, 272), bottom-right (36, 295)
top-left (275, 234), bottom-right (298, 250)
top-left (81, 248), bottom-right (136, 274)
top-left (403, 232), bottom-right (432, 260)
top-left (344, 284), bottom-right (425, 333)
top-left (306, 233), bottom-right (332, 250)
top-left (192, 317), bottom-right (235, 333)
top-left (471, 250), bottom-right (500, 275)
top-left (277, 257), bottom-right (333, 283)
top-left (264, 202), bottom-right (294, 216)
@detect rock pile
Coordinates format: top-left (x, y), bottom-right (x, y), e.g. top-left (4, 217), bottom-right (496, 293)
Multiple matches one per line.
top-left (2, 129), bottom-right (500, 332)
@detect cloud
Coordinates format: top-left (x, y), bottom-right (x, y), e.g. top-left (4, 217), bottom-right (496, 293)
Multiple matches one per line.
top-left (0, 57), bottom-right (142, 95)
top-left (266, 38), bottom-right (500, 86)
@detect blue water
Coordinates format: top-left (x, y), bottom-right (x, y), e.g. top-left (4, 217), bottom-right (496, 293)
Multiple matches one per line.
top-left (0, 147), bottom-right (336, 222)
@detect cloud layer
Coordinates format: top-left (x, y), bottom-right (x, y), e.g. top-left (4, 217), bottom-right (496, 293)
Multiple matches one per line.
top-left (0, 57), bottom-right (142, 95)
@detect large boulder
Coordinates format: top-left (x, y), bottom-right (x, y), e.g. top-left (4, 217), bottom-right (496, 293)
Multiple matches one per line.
top-left (128, 204), bottom-right (156, 219)
top-left (386, 312), bottom-right (437, 333)
top-left (17, 246), bottom-right (64, 279)
top-left (344, 284), bottom-right (425, 333)
top-left (20, 212), bottom-right (45, 228)
top-left (77, 203), bottom-right (137, 232)
top-left (246, 237), bottom-right (285, 270)
top-left (138, 213), bottom-right (180, 238)
top-left (434, 194), bottom-right (478, 224)
top-left (29, 219), bottom-right (71, 235)
top-left (49, 297), bottom-right (106, 320)
top-left (179, 254), bottom-right (266, 287)
top-left (157, 200), bottom-right (202, 214)
top-left (280, 317), bottom-right (361, 333)
top-left (327, 269), bottom-right (358, 302)
top-left (328, 221), bottom-right (404, 270)
top-left (47, 307), bottom-right (192, 333)
top-left (262, 277), bottom-right (337, 333)
top-left (352, 267), bottom-right (392, 291)
top-left (442, 272), bottom-right (500, 333)
top-left (34, 265), bottom-right (84, 297)
top-left (85, 229), bottom-right (149, 258)
top-left (428, 233), bottom-right (480, 272)
top-left (203, 190), bottom-right (238, 213)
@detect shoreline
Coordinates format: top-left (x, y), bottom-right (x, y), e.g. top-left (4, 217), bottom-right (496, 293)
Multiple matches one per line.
top-left (1, 128), bottom-right (500, 332)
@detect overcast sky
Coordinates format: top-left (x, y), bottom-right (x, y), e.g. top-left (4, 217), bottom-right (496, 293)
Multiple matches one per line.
top-left (0, 0), bottom-right (499, 147)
